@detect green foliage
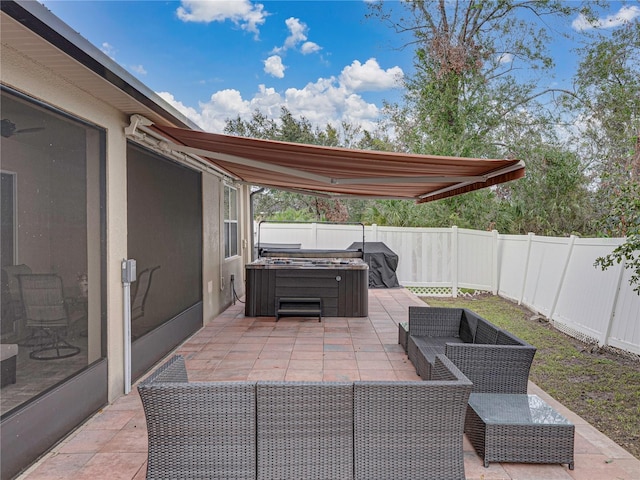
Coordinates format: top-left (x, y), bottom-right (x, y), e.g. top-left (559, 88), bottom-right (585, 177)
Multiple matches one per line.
top-left (370, 0), bottom-right (596, 235)
top-left (267, 207), bottom-right (316, 223)
top-left (594, 176), bottom-right (640, 294)
top-left (567, 20), bottom-right (640, 179)
top-left (225, 107), bottom-right (339, 146)
top-left (504, 144), bottom-right (595, 235)
top-left (362, 200), bottom-right (431, 227)
top-left (372, 0), bottom-right (580, 158)
top-left (565, 20), bottom-right (640, 292)
top-left (361, 189), bottom-right (514, 231)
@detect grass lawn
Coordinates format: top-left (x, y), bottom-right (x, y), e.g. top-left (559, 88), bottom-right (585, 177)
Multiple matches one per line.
top-left (422, 294), bottom-right (640, 460)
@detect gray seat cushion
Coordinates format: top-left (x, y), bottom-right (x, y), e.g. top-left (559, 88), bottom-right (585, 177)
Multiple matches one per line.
top-left (412, 336), bottom-right (463, 363)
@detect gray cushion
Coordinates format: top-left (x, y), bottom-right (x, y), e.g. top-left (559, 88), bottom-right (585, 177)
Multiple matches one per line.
top-left (412, 336), bottom-right (462, 363)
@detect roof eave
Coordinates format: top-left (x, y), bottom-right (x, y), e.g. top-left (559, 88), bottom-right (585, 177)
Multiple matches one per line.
top-left (1, 0), bottom-right (200, 130)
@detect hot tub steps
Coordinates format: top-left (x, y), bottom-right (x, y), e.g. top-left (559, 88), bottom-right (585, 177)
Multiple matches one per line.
top-left (276, 297), bottom-right (322, 322)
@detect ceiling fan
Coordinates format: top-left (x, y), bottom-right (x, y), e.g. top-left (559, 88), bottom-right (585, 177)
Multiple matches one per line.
top-left (1, 118), bottom-right (45, 138)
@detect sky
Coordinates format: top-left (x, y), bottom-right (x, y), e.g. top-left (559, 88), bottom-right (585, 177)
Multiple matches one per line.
top-left (39, 1), bottom-right (640, 135)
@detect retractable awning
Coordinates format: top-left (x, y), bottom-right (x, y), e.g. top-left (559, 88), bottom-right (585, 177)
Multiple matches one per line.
top-left (149, 124), bottom-right (525, 203)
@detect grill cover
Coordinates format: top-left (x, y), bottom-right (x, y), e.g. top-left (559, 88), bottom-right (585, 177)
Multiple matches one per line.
top-left (348, 242), bottom-right (400, 288)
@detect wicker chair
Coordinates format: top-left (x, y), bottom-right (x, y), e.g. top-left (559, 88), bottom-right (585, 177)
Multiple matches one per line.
top-left (354, 355), bottom-right (472, 480)
top-left (407, 307), bottom-right (469, 378)
top-left (137, 356), bottom-right (257, 480)
top-left (445, 329), bottom-right (536, 394)
top-left (256, 381), bottom-right (353, 480)
top-left (406, 306), bottom-right (536, 394)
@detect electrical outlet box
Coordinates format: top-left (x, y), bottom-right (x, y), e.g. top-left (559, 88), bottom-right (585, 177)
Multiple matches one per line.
top-left (121, 259), bottom-right (136, 283)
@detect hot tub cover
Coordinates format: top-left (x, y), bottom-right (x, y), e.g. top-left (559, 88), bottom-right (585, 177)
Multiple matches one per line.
top-left (348, 242), bottom-right (400, 288)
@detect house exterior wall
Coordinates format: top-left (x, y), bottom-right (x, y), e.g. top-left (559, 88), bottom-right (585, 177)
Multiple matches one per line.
top-left (2, 43), bottom-right (129, 400)
top-left (202, 176), bottom-right (247, 324)
top-left (1, 42), bottom-right (247, 403)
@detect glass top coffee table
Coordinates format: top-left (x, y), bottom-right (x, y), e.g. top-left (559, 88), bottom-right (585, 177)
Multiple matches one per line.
top-left (465, 393), bottom-right (575, 469)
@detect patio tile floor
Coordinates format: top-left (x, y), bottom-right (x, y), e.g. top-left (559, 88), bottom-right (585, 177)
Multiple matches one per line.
top-left (17, 288), bottom-right (640, 480)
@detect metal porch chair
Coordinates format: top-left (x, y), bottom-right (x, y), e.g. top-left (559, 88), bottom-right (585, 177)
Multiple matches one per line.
top-left (18, 273), bottom-right (81, 360)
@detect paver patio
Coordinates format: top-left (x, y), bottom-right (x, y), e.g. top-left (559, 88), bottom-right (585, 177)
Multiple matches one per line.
top-left (17, 288), bottom-right (640, 480)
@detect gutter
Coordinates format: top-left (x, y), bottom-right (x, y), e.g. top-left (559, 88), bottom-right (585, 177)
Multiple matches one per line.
top-left (2, 0), bottom-right (200, 130)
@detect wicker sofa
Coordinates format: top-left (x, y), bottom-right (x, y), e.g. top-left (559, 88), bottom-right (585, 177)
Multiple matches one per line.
top-left (406, 306), bottom-right (536, 394)
top-left (138, 354), bottom-right (472, 480)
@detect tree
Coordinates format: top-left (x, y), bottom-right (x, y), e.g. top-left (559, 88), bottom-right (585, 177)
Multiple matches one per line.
top-left (593, 175), bottom-right (640, 294)
top-left (367, 0), bottom-right (595, 233)
top-left (369, 0), bottom-right (582, 157)
top-left (566, 20), bottom-right (640, 180)
top-left (569, 20), bottom-right (640, 293)
top-left (503, 143), bottom-right (595, 235)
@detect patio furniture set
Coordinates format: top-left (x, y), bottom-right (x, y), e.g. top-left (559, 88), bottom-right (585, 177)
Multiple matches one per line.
top-left (400, 306), bottom-right (575, 470)
top-left (138, 306), bottom-right (575, 479)
top-left (138, 353), bottom-right (472, 480)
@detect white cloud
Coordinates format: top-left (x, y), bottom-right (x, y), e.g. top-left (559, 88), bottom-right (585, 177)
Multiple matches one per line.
top-left (339, 59), bottom-right (403, 92)
top-left (264, 55), bottom-right (286, 78)
top-left (176, 0), bottom-right (267, 36)
top-left (159, 58), bottom-right (404, 135)
top-left (497, 53), bottom-right (514, 64)
top-left (157, 91), bottom-right (204, 126)
top-left (272, 17), bottom-right (322, 56)
top-left (572, 5), bottom-right (640, 31)
top-left (283, 17), bottom-right (308, 50)
top-left (101, 42), bottom-right (116, 60)
top-left (192, 86), bottom-right (286, 133)
top-left (130, 64), bottom-right (147, 75)
top-left (300, 42), bottom-right (321, 55)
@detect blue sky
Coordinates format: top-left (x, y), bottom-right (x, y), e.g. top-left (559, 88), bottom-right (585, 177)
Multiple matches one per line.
top-left (40, 1), bottom-right (639, 135)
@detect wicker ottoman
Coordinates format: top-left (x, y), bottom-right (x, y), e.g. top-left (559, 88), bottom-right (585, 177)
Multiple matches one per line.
top-left (465, 393), bottom-right (574, 470)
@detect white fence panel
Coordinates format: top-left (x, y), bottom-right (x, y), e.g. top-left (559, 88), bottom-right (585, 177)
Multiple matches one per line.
top-left (609, 267), bottom-right (640, 355)
top-left (374, 227), bottom-right (418, 283)
top-left (316, 224), bottom-right (365, 249)
top-left (520, 236), bottom-right (570, 318)
top-left (552, 238), bottom-right (624, 344)
top-left (256, 222), bottom-right (315, 248)
top-left (252, 222), bottom-right (639, 355)
top-left (497, 235), bottom-right (530, 302)
top-left (457, 229), bottom-right (494, 291)
top-left (377, 227), bottom-right (452, 286)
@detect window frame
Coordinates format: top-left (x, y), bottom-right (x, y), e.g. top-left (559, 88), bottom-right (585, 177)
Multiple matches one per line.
top-left (223, 184), bottom-right (239, 258)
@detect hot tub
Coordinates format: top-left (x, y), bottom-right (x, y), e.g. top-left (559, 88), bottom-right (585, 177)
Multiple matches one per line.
top-left (245, 253), bottom-right (369, 318)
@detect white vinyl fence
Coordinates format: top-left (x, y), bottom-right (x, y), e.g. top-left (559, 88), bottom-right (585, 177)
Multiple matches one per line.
top-left (256, 222), bottom-right (640, 356)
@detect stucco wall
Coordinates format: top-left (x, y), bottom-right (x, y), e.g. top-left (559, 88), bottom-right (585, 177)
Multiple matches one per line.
top-left (2, 43), bottom-right (248, 402)
top-left (202, 176), bottom-right (246, 324)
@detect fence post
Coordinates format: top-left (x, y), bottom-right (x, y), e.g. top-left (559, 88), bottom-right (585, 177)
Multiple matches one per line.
top-left (548, 235), bottom-right (576, 322)
top-left (518, 232), bottom-right (534, 305)
top-left (311, 222), bottom-right (318, 248)
top-left (492, 229), bottom-right (499, 295)
top-left (372, 224), bottom-right (378, 242)
top-left (452, 226), bottom-right (458, 298)
top-left (601, 256), bottom-right (626, 347)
